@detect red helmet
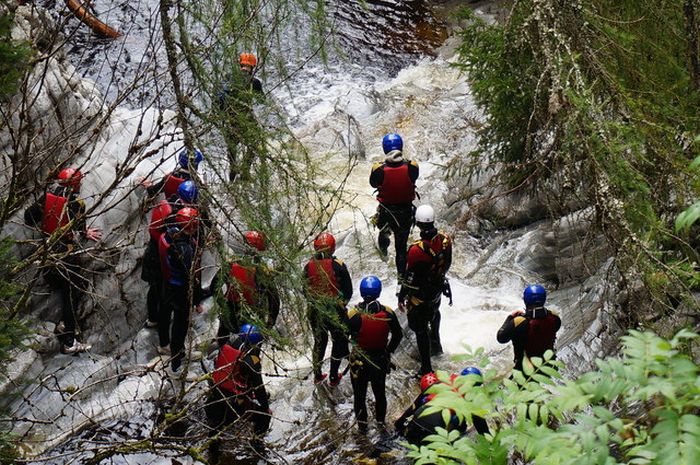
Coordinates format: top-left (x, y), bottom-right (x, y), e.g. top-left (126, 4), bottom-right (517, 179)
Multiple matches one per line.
top-left (176, 207), bottom-right (200, 234)
top-left (313, 232), bottom-right (336, 254)
top-left (244, 231), bottom-right (265, 251)
top-left (57, 168), bottom-right (83, 190)
top-left (239, 53), bottom-right (257, 67)
top-left (420, 372), bottom-right (439, 391)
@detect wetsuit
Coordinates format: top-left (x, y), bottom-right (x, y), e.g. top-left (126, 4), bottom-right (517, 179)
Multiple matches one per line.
top-left (347, 300), bottom-right (403, 432)
top-left (158, 225), bottom-right (204, 371)
top-left (369, 153), bottom-right (419, 276)
top-left (218, 70), bottom-right (264, 181)
top-left (395, 390), bottom-right (489, 444)
top-left (303, 253), bottom-right (353, 382)
top-left (399, 227), bottom-right (452, 375)
top-left (497, 307), bottom-right (561, 371)
top-left (207, 336), bottom-right (271, 433)
top-left (24, 186), bottom-right (90, 348)
top-left (218, 258), bottom-right (280, 344)
top-left (207, 336), bottom-right (271, 458)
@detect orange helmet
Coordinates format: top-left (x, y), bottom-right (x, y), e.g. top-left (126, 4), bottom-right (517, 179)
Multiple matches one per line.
top-left (244, 231), bottom-right (265, 251)
top-left (313, 232), bottom-right (336, 254)
top-left (239, 53), bottom-right (257, 67)
top-left (420, 372), bottom-right (440, 391)
top-left (176, 207), bottom-right (200, 234)
top-left (57, 168), bottom-right (83, 190)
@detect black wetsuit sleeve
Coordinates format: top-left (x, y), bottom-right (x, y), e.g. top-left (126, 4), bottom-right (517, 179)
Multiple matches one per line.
top-left (496, 315), bottom-right (518, 343)
top-left (333, 260), bottom-right (353, 302)
top-left (263, 272), bottom-right (281, 327)
top-left (386, 310), bottom-right (403, 354)
top-left (24, 195), bottom-right (45, 227)
top-left (347, 311), bottom-right (361, 337)
top-left (71, 197), bottom-right (87, 235)
top-left (146, 177), bottom-right (166, 198)
top-left (394, 393), bottom-right (424, 431)
top-left (252, 78), bottom-right (263, 94)
top-left (369, 164), bottom-right (384, 189)
top-left (408, 161), bottom-right (419, 183)
top-left (244, 354), bottom-right (269, 410)
top-left (496, 315), bottom-right (527, 344)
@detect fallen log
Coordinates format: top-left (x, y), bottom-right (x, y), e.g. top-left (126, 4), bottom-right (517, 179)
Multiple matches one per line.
top-left (65, 0), bottom-right (122, 39)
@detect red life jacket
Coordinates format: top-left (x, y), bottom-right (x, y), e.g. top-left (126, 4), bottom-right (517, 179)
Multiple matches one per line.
top-left (163, 174), bottom-right (185, 198)
top-left (148, 200), bottom-right (173, 241)
top-left (42, 192), bottom-right (69, 234)
top-left (525, 313), bottom-right (559, 358)
top-left (213, 343), bottom-right (247, 394)
top-left (305, 258), bottom-right (340, 297)
top-left (227, 263), bottom-right (257, 304)
top-left (377, 163), bottom-right (415, 204)
top-left (357, 307), bottom-right (392, 351)
top-left (412, 233), bottom-right (452, 277)
top-left (158, 232), bottom-right (172, 282)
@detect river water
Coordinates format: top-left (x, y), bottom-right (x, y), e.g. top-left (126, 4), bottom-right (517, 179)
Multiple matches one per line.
top-left (18, 1), bottom-right (552, 464)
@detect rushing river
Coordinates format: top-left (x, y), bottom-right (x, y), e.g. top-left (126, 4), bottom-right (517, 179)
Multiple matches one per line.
top-left (15, 1), bottom-right (556, 464)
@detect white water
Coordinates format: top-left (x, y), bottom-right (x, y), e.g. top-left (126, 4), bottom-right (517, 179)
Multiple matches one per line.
top-left (12, 3), bottom-right (565, 463)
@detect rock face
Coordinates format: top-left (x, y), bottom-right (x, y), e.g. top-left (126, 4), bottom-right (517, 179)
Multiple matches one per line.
top-left (1, 6), bottom-right (186, 456)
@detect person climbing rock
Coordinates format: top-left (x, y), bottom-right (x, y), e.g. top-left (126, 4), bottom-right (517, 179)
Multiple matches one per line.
top-left (303, 232), bottom-right (353, 386)
top-left (158, 207), bottom-right (206, 376)
top-left (218, 52), bottom-right (264, 182)
top-left (141, 180), bottom-right (200, 329)
top-left (216, 231), bottom-right (280, 346)
top-left (24, 167), bottom-right (102, 354)
top-left (369, 133), bottom-right (419, 277)
top-left (141, 147), bottom-right (204, 199)
top-left (348, 276), bottom-right (403, 434)
top-left (497, 284), bottom-right (561, 372)
top-left (207, 323), bottom-right (272, 459)
top-left (398, 204), bottom-right (453, 376)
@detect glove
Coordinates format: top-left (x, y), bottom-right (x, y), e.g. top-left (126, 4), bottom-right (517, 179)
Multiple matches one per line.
top-left (442, 279), bottom-right (453, 306)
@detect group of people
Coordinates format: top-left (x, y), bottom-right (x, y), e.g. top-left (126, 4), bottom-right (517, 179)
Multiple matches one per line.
top-left (22, 51), bottom-right (562, 454)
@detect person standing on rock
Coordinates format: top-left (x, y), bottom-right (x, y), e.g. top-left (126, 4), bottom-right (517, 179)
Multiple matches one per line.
top-left (158, 207), bottom-right (206, 376)
top-left (217, 231), bottom-right (280, 346)
top-left (348, 276), bottom-right (403, 433)
top-left (497, 284), bottom-right (561, 372)
top-left (207, 323), bottom-right (272, 459)
top-left (303, 232), bottom-right (353, 386)
top-left (141, 180), bottom-right (199, 329)
top-left (398, 204), bottom-right (453, 376)
top-left (24, 167), bottom-right (102, 354)
top-left (369, 133), bottom-right (419, 277)
top-left (218, 52), bottom-right (264, 182)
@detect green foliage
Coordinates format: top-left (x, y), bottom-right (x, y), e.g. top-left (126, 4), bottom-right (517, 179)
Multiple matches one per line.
top-left (0, 11), bottom-right (31, 100)
top-left (409, 330), bottom-right (700, 465)
top-left (454, 0), bottom-right (700, 319)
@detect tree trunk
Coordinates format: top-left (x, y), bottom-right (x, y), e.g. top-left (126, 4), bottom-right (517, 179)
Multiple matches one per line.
top-left (65, 0), bottom-right (121, 39)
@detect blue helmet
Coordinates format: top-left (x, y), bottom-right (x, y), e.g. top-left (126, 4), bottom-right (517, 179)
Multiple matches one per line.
top-left (360, 276), bottom-right (382, 299)
top-left (240, 323), bottom-right (263, 345)
top-left (460, 367), bottom-right (482, 377)
top-left (523, 284), bottom-right (547, 307)
top-left (178, 148), bottom-right (204, 170)
top-left (177, 180), bottom-right (198, 204)
top-left (382, 133), bottom-right (403, 154)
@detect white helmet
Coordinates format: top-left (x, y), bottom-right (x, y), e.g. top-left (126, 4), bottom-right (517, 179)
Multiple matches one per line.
top-left (415, 205), bottom-right (435, 224)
